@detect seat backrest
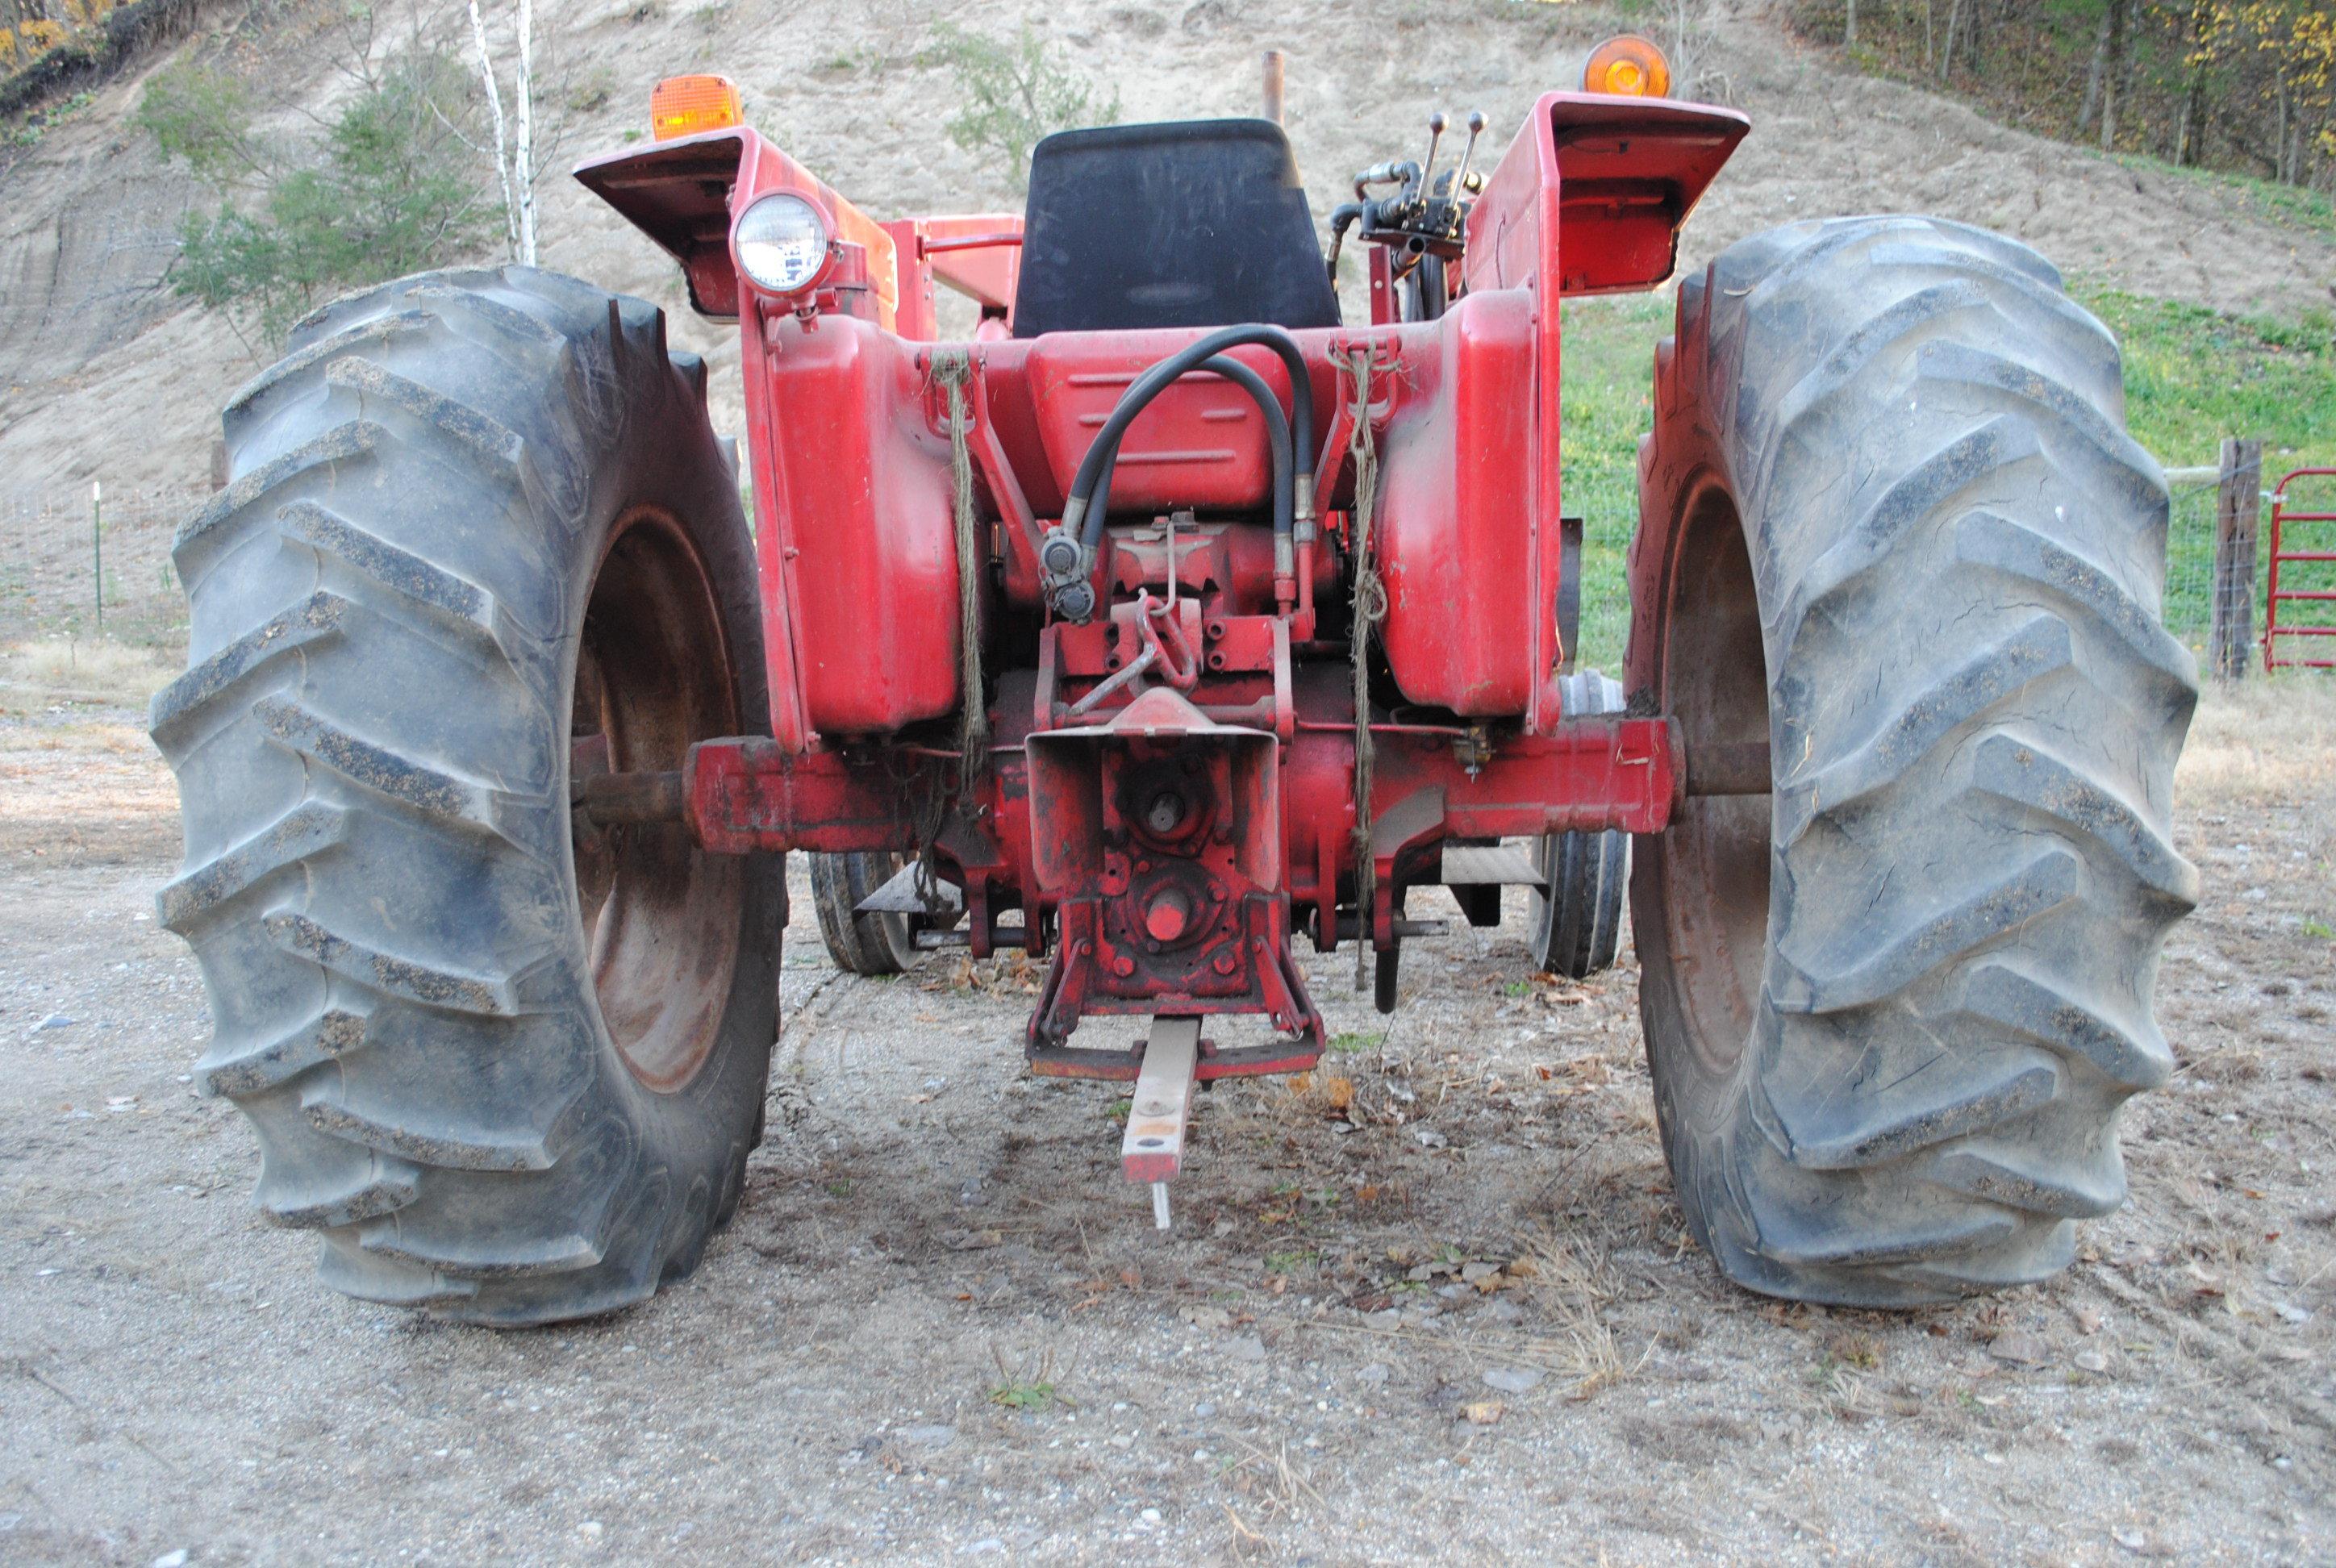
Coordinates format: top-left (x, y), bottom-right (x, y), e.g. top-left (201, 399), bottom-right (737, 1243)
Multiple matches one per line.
top-left (1012, 119), bottom-right (1341, 339)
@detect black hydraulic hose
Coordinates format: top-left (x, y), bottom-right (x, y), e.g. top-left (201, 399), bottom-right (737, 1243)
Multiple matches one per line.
top-left (1084, 355), bottom-right (1292, 552)
top-left (1324, 202), bottom-right (1363, 282)
top-left (1064, 324), bottom-right (1316, 553)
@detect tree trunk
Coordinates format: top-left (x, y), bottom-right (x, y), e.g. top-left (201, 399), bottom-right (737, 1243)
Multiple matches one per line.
top-left (515, 0), bottom-right (536, 267)
top-left (1940, 0), bottom-right (1962, 80)
top-left (1845, 0), bottom-right (1856, 49)
top-left (1923, 0), bottom-right (1934, 72)
top-left (2078, 4), bottom-right (2110, 132)
top-left (2100, 0), bottom-right (2127, 152)
top-left (466, 0), bottom-right (519, 261)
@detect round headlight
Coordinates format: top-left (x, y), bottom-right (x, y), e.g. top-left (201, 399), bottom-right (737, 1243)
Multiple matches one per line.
top-left (735, 192), bottom-right (832, 295)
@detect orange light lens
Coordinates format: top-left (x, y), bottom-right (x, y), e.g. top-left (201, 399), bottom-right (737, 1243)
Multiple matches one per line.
top-left (1583, 35), bottom-right (1672, 99)
top-left (650, 74), bottom-right (743, 141)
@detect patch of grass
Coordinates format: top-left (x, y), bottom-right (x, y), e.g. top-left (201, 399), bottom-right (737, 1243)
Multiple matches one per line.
top-left (0, 637), bottom-right (177, 708)
top-left (1327, 1030), bottom-right (1379, 1054)
top-left (1262, 1249), bottom-right (1320, 1274)
top-left (2116, 156), bottom-right (2335, 241)
top-left (2303, 920), bottom-right (2334, 940)
top-left (2075, 287), bottom-right (2336, 469)
top-left (1558, 292), bottom-right (1671, 673)
top-left (2176, 673), bottom-right (2336, 804)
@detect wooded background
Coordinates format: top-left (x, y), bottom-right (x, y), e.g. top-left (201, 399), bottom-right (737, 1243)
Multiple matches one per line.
top-left (1797, 2), bottom-right (2334, 193)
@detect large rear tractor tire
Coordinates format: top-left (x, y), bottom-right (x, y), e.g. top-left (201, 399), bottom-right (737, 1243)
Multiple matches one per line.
top-left (152, 268), bottom-right (781, 1324)
top-left (1629, 217), bottom-right (2197, 1305)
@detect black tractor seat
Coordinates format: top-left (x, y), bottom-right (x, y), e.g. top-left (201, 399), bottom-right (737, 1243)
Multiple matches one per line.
top-left (1012, 119), bottom-right (1342, 338)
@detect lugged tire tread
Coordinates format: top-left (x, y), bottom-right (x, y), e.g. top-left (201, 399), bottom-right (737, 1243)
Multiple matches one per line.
top-left (224, 310), bottom-right (433, 438)
top-left (252, 696), bottom-right (533, 843)
top-left (1769, 1051), bottom-right (2061, 1170)
top-left (1968, 733), bottom-right (2197, 907)
top-left (196, 1007), bottom-right (367, 1097)
top-left (1774, 849), bottom-right (2081, 1015)
top-left (1776, 613), bottom-right (2073, 846)
top-left (159, 800), bottom-right (349, 934)
top-left (175, 422), bottom-right (384, 565)
top-left (302, 1088), bottom-right (561, 1172)
top-left (260, 1158), bottom-right (423, 1230)
top-left (1958, 962), bottom-right (2172, 1091)
top-left (1777, 414), bottom-right (2043, 661)
top-left (149, 590), bottom-right (350, 753)
top-left (265, 910), bottom-right (523, 1017)
top-left (159, 267), bottom-right (776, 1325)
top-left (1633, 215), bottom-right (2194, 1304)
top-left (1953, 511), bottom-right (2196, 699)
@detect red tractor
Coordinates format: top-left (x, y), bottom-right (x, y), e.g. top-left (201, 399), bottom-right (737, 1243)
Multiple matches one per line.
top-left (152, 40), bottom-right (2196, 1324)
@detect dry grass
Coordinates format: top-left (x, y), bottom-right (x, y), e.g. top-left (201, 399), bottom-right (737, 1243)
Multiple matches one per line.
top-left (0, 720), bottom-right (152, 755)
top-left (1516, 1228), bottom-right (1636, 1397)
top-left (2177, 674), bottom-right (2336, 804)
top-left (0, 637), bottom-right (176, 711)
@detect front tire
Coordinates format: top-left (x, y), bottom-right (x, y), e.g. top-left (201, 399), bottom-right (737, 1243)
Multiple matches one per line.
top-left (811, 850), bottom-right (920, 975)
top-left (152, 268), bottom-right (780, 1324)
top-left (1629, 217), bottom-right (2197, 1305)
top-left (1529, 669), bottom-right (1631, 979)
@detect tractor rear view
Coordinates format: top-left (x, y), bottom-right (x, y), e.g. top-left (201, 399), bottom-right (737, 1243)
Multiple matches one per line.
top-left (152, 40), bottom-right (2196, 1324)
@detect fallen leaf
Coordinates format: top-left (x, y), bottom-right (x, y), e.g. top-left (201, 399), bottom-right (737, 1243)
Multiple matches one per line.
top-left (1462, 1399), bottom-right (1504, 1426)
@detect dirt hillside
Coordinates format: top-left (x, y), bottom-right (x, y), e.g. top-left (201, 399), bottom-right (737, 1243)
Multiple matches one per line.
top-left (0, 0), bottom-right (2331, 498)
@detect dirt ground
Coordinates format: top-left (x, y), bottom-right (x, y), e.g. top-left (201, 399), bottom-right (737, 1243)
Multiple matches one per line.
top-left (1, 662), bottom-right (2331, 1565)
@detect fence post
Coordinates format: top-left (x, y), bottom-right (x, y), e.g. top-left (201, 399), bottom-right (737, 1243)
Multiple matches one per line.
top-left (2209, 436), bottom-right (2262, 681)
top-left (91, 480), bottom-right (103, 638)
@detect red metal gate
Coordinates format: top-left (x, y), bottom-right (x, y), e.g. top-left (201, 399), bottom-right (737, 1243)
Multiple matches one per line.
top-left (2264, 468), bottom-right (2336, 671)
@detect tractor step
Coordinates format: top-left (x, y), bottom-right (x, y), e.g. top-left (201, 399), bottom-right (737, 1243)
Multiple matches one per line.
top-left (1122, 1017), bottom-right (1201, 1230)
top-left (1438, 843), bottom-right (1546, 886)
top-left (856, 863), bottom-right (964, 914)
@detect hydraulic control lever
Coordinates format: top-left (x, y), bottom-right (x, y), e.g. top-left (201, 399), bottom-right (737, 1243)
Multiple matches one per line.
top-left (1324, 109), bottom-right (1487, 285)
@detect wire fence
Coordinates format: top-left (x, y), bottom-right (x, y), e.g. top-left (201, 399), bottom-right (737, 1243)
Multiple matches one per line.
top-left (0, 486), bottom-right (198, 653)
top-left (0, 467), bottom-right (2323, 673)
top-left (1561, 463), bottom-right (2336, 676)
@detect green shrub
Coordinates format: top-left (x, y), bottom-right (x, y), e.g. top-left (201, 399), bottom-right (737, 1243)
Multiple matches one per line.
top-left (928, 24), bottom-right (1116, 190)
top-left (144, 51), bottom-right (490, 345)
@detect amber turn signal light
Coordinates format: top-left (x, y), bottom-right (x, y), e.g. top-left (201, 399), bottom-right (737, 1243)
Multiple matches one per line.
top-left (650, 74), bottom-right (743, 141)
top-left (1583, 35), bottom-right (1672, 99)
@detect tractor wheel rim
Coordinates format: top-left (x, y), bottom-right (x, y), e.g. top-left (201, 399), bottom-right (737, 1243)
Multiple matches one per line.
top-left (1656, 476), bottom-right (1771, 1082)
top-left (574, 507), bottom-right (745, 1094)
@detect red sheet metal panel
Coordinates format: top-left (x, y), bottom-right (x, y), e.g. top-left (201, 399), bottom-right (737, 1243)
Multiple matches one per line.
top-left (749, 314), bottom-right (960, 737)
top-left (1374, 290), bottom-right (1541, 716)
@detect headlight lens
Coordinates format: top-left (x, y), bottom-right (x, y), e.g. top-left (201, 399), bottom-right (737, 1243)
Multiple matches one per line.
top-left (735, 193), bottom-right (832, 295)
